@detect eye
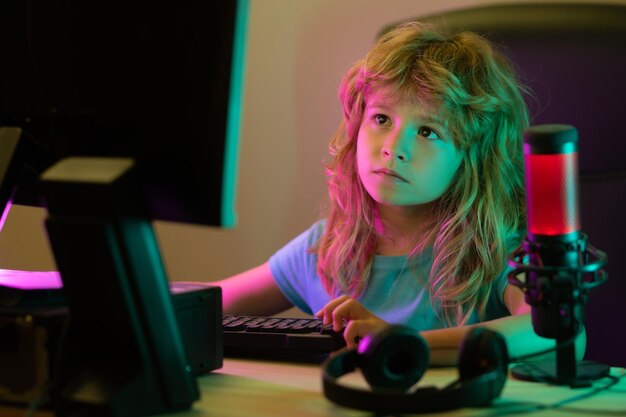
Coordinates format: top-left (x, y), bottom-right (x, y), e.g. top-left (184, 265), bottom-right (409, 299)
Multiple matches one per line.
top-left (418, 126), bottom-right (441, 140)
top-left (373, 114), bottom-right (390, 126)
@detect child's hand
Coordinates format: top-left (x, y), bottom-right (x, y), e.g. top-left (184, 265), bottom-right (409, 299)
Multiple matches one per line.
top-left (315, 295), bottom-right (389, 348)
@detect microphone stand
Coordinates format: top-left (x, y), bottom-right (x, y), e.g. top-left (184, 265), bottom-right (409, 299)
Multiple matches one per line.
top-left (507, 233), bottom-right (610, 387)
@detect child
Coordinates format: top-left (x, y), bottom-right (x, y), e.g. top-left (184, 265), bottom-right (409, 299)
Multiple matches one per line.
top-left (213, 22), bottom-right (584, 365)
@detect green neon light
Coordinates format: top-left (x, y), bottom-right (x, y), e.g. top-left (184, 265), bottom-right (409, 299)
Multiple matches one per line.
top-left (222, 0), bottom-right (249, 228)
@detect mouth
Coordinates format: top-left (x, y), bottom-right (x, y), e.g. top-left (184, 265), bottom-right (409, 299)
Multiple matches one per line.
top-left (373, 168), bottom-right (409, 183)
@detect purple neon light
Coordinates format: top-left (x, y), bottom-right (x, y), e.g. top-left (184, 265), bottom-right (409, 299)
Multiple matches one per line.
top-left (0, 268), bottom-right (62, 290)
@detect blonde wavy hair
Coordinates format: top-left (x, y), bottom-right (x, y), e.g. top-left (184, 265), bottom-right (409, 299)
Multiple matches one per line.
top-left (315, 22), bottom-right (529, 326)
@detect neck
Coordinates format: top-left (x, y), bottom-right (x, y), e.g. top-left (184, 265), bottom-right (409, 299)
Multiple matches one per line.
top-left (374, 203), bottom-right (436, 256)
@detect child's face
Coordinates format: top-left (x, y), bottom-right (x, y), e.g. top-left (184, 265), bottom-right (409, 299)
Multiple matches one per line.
top-left (356, 85), bottom-right (463, 209)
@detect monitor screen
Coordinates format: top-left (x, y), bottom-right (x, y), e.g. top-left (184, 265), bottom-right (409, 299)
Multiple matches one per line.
top-left (0, 1), bottom-right (249, 415)
top-left (1, 0), bottom-right (247, 227)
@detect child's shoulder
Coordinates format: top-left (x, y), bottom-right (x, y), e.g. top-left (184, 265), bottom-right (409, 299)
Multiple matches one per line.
top-left (301, 219), bottom-right (327, 244)
top-left (311, 218), bottom-right (327, 233)
top-left (282, 219), bottom-right (327, 249)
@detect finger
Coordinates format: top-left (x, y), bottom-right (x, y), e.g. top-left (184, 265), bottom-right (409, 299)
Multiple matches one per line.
top-left (315, 295), bottom-right (350, 325)
top-left (344, 319), bottom-right (388, 349)
top-left (331, 298), bottom-right (370, 331)
top-left (343, 321), bottom-right (360, 349)
top-left (315, 295), bottom-right (349, 323)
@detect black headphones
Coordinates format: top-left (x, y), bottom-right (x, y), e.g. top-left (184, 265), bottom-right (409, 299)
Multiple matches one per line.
top-left (322, 325), bottom-right (509, 414)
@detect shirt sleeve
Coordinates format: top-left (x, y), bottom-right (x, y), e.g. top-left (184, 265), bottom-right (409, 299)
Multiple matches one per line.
top-left (484, 233), bottom-right (526, 321)
top-left (484, 265), bottom-right (512, 321)
top-left (268, 220), bottom-right (325, 315)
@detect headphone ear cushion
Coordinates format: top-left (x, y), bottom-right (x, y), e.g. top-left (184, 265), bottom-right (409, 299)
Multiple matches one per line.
top-left (458, 327), bottom-right (509, 380)
top-left (357, 325), bottom-right (429, 391)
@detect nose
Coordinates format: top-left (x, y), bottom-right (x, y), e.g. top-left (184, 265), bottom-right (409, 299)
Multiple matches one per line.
top-left (381, 129), bottom-right (410, 162)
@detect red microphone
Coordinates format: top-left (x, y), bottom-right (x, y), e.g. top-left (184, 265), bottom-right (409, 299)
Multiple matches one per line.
top-left (525, 125), bottom-right (580, 238)
top-left (520, 125), bottom-right (586, 337)
top-left (508, 124), bottom-right (608, 385)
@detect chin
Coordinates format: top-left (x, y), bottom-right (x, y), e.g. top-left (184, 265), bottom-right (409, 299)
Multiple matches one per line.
top-left (375, 196), bottom-right (440, 210)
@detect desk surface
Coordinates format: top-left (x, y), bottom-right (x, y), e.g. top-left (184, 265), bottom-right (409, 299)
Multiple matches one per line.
top-left (3, 359), bottom-right (624, 417)
top-left (166, 359), bottom-right (626, 417)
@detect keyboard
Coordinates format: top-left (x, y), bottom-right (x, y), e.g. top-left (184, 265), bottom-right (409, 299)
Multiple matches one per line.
top-left (222, 315), bottom-right (347, 362)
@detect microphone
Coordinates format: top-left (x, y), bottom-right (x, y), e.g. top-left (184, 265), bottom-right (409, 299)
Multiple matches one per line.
top-left (507, 124), bottom-right (609, 386)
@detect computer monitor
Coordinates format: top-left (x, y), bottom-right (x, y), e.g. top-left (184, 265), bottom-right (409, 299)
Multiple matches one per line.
top-left (1, 1), bottom-right (246, 228)
top-left (0, 1), bottom-right (249, 415)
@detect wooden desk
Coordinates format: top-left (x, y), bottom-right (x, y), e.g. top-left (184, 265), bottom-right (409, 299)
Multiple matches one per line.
top-left (3, 359), bottom-right (624, 417)
top-left (167, 358), bottom-right (626, 417)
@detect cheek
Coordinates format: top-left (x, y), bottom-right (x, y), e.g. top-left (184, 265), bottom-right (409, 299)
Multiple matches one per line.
top-left (355, 132), bottom-right (371, 173)
top-left (440, 152), bottom-right (463, 188)
top-left (422, 149), bottom-right (463, 192)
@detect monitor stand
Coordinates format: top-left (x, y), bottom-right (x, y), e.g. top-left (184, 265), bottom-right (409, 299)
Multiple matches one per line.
top-left (41, 157), bottom-right (199, 417)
